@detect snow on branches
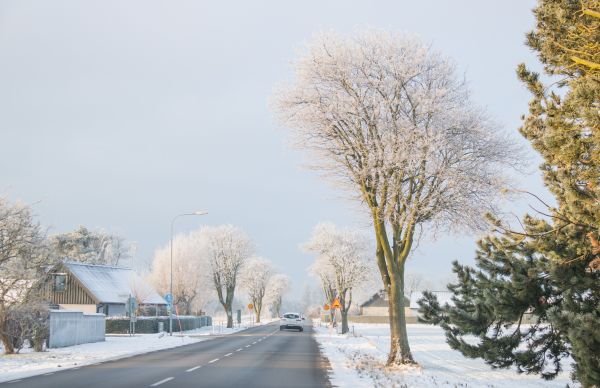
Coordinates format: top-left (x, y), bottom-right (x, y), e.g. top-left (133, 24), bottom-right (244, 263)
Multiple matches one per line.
top-left (240, 256), bottom-right (274, 323)
top-left (305, 222), bottom-right (374, 333)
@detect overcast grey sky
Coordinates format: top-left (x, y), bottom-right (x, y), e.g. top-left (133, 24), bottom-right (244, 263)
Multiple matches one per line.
top-left (0, 0), bottom-right (546, 295)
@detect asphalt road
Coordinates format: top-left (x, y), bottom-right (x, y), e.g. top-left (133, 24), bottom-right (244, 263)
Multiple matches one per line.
top-left (1, 322), bottom-right (332, 388)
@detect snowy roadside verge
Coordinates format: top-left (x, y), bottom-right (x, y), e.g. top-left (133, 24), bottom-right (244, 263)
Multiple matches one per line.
top-left (0, 320), bottom-right (275, 383)
top-left (313, 323), bottom-right (579, 388)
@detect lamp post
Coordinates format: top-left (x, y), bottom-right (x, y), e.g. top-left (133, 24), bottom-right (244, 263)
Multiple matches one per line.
top-left (169, 211), bottom-right (207, 336)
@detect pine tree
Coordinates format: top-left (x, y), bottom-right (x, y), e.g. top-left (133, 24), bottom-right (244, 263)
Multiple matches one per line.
top-left (419, 0), bottom-right (600, 386)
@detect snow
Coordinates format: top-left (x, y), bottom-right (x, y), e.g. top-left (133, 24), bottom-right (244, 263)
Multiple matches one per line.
top-left (66, 262), bottom-right (165, 304)
top-left (313, 323), bottom-right (580, 388)
top-left (0, 319), bottom-right (270, 383)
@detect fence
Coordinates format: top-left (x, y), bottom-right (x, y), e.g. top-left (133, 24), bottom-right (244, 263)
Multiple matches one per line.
top-left (106, 316), bottom-right (212, 334)
top-left (49, 310), bottom-right (105, 348)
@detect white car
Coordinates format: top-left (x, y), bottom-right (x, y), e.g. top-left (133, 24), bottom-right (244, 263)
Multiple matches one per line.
top-left (280, 312), bottom-right (305, 332)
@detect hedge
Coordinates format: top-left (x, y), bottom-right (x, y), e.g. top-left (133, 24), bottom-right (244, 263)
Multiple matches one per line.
top-left (106, 316), bottom-right (212, 334)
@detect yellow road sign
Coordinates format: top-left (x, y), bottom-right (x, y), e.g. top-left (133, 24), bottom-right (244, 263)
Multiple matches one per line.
top-left (331, 298), bottom-right (341, 309)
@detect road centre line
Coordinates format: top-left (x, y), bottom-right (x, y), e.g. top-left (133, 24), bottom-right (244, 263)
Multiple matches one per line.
top-left (236, 348), bottom-right (242, 351)
top-left (43, 373), bottom-right (54, 376)
top-left (186, 366), bottom-right (201, 372)
top-left (224, 353), bottom-right (233, 357)
top-left (7, 380), bottom-right (22, 384)
top-left (208, 358), bottom-right (219, 364)
top-left (252, 341), bottom-right (257, 344)
top-left (245, 345), bottom-right (251, 348)
top-left (150, 377), bottom-right (173, 387)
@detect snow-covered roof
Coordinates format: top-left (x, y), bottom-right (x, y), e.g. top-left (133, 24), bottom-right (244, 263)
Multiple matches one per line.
top-left (361, 290), bottom-right (409, 307)
top-left (409, 291), bottom-right (454, 309)
top-left (65, 262), bottom-right (166, 305)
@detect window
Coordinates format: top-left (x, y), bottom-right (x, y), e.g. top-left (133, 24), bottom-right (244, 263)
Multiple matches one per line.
top-left (284, 314), bottom-right (299, 319)
top-left (53, 274), bottom-right (67, 292)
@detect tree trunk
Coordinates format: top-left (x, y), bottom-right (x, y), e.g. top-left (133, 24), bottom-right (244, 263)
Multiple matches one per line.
top-left (386, 270), bottom-right (414, 365)
top-left (340, 308), bottom-right (349, 334)
top-left (255, 304), bottom-right (261, 323)
top-left (226, 306), bottom-right (233, 328)
top-left (0, 333), bottom-right (14, 355)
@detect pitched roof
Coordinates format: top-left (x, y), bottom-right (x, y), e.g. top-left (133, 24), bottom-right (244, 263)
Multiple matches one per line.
top-left (65, 262), bottom-right (166, 305)
top-left (409, 291), bottom-right (454, 309)
top-left (361, 290), bottom-right (410, 307)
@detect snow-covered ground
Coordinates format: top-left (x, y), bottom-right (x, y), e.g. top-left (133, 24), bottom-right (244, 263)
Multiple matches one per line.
top-left (0, 317), bottom-right (273, 383)
top-left (314, 323), bottom-right (579, 388)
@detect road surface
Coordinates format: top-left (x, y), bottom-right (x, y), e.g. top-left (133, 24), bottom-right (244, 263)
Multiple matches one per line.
top-left (1, 322), bottom-right (331, 388)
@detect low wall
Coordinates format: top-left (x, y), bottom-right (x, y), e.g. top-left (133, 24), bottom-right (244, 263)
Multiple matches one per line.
top-left (106, 316), bottom-right (212, 334)
top-left (49, 310), bottom-right (105, 348)
top-left (348, 315), bottom-right (419, 324)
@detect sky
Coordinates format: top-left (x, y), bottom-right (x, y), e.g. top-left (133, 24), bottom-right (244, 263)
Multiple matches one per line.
top-left (0, 0), bottom-right (548, 296)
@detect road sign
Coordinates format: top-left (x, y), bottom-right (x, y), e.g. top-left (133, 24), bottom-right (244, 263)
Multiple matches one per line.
top-left (323, 304), bottom-right (330, 311)
top-left (331, 298), bottom-right (341, 309)
top-left (164, 293), bottom-right (173, 304)
top-left (247, 303), bottom-right (254, 310)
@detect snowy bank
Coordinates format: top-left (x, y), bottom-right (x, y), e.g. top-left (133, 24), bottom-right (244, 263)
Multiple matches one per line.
top-left (313, 323), bottom-right (579, 388)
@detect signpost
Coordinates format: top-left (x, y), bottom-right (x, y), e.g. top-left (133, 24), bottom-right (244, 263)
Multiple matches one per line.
top-left (127, 296), bottom-right (138, 335)
top-left (165, 293), bottom-right (173, 335)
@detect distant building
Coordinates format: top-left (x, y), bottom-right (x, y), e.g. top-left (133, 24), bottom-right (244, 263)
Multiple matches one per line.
top-left (44, 262), bottom-right (166, 316)
top-left (349, 290), bottom-right (412, 323)
top-left (360, 290), bottom-right (411, 316)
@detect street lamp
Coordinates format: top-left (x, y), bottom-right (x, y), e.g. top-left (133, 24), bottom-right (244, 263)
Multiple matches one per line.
top-left (169, 211), bottom-right (208, 336)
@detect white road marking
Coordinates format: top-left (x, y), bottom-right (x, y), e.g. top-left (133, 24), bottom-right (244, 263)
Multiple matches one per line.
top-left (245, 345), bottom-right (251, 348)
top-left (7, 380), bottom-right (22, 383)
top-left (236, 348), bottom-right (242, 352)
top-left (252, 341), bottom-right (257, 344)
top-left (208, 358), bottom-right (219, 364)
top-left (224, 352), bottom-right (233, 357)
top-left (150, 377), bottom-right (174, 387)
top-left (44, 373), bottom-right (54, 376)
top-left (186, 366), bottom-right (201, 372)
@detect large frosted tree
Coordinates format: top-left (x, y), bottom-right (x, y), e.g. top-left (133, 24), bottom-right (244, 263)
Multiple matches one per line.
top-left (274, 30), bottom-right (516, 365)
top-left (0, 198), bottom-right (53, 354)
top-left (419, 1), bottom-right (599, 386)
top-left (240, 256), bottom-right (273, 323)
top-left (204, 225), bottom-right (253, 328)
top-left (49, 226), bottom-right (131, 267)
top-left (305, 223), bottom-right (373, 334)
top-left (148, 230), bottom-right (211, 315)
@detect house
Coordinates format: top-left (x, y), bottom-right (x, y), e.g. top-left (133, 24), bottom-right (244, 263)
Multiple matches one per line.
top-left (45, 262), bottom-right (166, 316)
top-left (350, 290), bottom-right (412, 323)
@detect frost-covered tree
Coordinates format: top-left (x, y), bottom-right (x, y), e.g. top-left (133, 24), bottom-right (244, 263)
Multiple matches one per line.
top-left (204, 225), bottom-right (253, 328)
top-left (240, 256), bottom-right (273, 323)
top-left (265, 273), bottom-right (290, 318)
top-left (305, 223), bottom-right (373, 333)
top-left (49, 226), bottom-right (130, 267)
top-left (148, 230), bottom-right (211, 315)
top-left (274, 30), bottom-right (516, 364)
top-left (0, 198), bottom-right (53, 354)
top-left (308, 264), bottom-right (336, 324)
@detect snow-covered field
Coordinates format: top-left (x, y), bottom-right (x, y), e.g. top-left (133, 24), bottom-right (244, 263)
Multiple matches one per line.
top-left (0, 318), bottom-right (270, 383)
top-left (314, 323), bottom-right (579, 388)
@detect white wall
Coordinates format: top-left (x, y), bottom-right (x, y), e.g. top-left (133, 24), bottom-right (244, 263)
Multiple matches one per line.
top-left (49, 310), bottom-right (105, 348)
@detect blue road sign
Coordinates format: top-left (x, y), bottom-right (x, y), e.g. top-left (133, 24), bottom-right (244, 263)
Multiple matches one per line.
top-left (164, 293), bottom-right (173, 304)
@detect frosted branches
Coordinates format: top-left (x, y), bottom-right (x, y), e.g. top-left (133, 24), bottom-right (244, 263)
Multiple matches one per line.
top-left (274, 30), bottom-right (518, 233)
